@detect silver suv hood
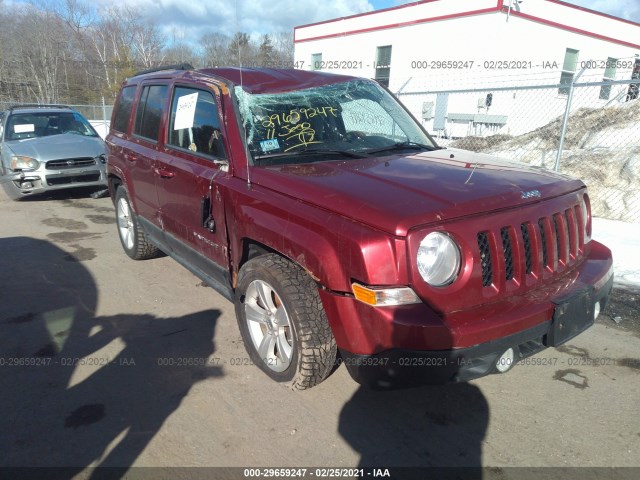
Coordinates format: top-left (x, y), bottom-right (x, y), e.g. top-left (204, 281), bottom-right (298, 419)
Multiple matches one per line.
top-left (5, 134), bottom-right (106, 161)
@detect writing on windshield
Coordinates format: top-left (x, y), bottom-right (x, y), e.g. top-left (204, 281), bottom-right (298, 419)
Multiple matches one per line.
top-left (262, 107), bottom-right (338, 152)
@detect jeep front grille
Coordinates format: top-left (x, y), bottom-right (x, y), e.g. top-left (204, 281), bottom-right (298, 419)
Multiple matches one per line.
top-left (46, 158), bottom-right (95, 170)
top-left (476, 205), bottom-right (585, 288)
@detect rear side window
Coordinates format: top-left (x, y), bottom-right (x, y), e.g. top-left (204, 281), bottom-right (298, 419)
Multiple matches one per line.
top-left (134, 85), bottom-right (168, 142)
top-left (167, 87), bottom-right (226, 159)
top-left (112, 86), bottom-right (136, 133)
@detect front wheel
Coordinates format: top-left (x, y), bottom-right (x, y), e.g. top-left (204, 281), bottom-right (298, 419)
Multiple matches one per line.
top-left (115, 187), bottom-right (159, 260)
top-left (235, 254), bottom-right (337, 390)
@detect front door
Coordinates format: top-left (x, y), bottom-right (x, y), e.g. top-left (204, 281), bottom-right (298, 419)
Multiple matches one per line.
top-left (155, 85), bottom-right (230, 272)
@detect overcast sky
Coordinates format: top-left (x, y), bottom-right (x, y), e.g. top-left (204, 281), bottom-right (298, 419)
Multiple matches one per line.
top-left (6, 0), bottom-right (640, 44)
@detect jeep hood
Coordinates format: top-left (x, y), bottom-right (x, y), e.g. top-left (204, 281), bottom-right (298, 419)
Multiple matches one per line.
top-left (252, 148), bottom-right (585, 236)
top-left (5, 134), bottom-right (106, 161)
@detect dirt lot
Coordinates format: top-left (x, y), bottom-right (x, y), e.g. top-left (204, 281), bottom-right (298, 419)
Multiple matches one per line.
top-left (0, 187), bottom-right (639, 480)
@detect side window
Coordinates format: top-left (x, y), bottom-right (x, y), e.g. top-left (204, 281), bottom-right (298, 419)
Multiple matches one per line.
top-left (134, 85), bottom-right (168, 142)
top-left (112, 86), bottom-right (136, 133)
top-left (167, 87), bottom-right (226, 159)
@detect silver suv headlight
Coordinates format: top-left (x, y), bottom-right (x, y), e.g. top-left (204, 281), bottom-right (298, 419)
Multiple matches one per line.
top-left (417, 232), bottom-right (461, 287)
top-left (10, 155), bottom-right (40, 171)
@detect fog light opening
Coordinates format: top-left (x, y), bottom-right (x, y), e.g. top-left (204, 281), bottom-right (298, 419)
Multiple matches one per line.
top-left (495, 347), bottom-right (515, 374)
top-left (21, 181), bottom-right (34, 189)
top-left (593, 301), bottom-right (601, 321)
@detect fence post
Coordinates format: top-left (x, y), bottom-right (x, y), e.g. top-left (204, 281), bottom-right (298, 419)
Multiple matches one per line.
top-left (554, 66), bottom-right (587, 171)
top-left (101, 96), bottom-right (107, 127)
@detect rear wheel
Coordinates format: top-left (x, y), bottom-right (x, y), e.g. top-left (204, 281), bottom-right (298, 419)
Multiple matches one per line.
top-left (115, 187), bottom-right (159, 260)
top-left (235, 254), bottom-right (337, 390)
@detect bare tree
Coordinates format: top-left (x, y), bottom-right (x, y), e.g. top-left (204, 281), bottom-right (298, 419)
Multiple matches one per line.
top-left (201, 32), bottom-right (232, 67)
top-left (163, 43), bottom-right (198, 66)
top-left (228, 32), bottom-right (256, 67)
top-left (0, 1), bottom-right (298, 109)
top-left (8, 7), bottom-right (71, 103)
top-left (131, 19), bottom-right (166, 69)
top-left (273, 31), bottom-right (294, 64)
top-left (258, 34), bottom-right (274, 66)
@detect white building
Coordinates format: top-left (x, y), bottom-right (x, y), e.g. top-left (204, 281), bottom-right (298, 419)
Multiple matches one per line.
top-left (294, 0), bottom-right (640, 137)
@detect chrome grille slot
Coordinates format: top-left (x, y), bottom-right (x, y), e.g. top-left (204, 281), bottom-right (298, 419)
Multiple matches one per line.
top-left (46, 158), bottom-right (95, 170)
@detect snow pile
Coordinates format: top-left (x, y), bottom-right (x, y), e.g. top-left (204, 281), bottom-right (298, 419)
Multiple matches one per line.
top-left (452, 99), bottom-right (640, 222)
top-left (593, 218), bottom-right (640, 291)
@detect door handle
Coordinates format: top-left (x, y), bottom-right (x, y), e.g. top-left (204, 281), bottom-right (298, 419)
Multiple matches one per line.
top-left (154, 167), bottom-right (175, 179)
top-left (125, 153), bottom-right (138, 162)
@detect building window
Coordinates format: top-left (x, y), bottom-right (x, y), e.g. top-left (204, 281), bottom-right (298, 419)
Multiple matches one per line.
top-left (375, 45), bottom-right (392, 87)
top-left (599, 57), bottom-right (617, 100)
top-left (311, 53), bottom-right (322, 71)
top-left (559, 48), bottom-right (579, 95)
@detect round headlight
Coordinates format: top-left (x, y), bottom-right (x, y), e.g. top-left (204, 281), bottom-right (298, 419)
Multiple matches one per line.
top-left (417, 232), bottom-right (461, 286)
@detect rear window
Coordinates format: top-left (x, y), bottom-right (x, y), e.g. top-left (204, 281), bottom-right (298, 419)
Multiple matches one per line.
top-left (112, 86), bottom-right (136, 133)
top-left (134, 85), bottom-right (168, 142)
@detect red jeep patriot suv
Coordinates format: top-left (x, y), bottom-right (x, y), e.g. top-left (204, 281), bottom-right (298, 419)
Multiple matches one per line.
top-left (106, 65), bottom-right (613, 389)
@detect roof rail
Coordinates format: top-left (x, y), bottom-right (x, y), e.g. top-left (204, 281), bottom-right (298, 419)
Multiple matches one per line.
top-left (133, 63), bottom-right (194, 77)
top-left (9, 104), bottom-right (71, 111)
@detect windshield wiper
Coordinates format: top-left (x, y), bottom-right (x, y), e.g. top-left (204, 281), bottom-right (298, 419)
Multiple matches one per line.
top-left (254, 149), bottom-right (368, 161)
top-left (365, 141), bottom-right (442, 155)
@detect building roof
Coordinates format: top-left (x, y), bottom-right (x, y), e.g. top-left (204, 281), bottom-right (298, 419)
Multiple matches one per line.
top-left (294, 0), bottom-right (640, 50)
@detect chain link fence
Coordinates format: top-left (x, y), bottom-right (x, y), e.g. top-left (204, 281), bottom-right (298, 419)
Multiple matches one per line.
top-left (397, 77), bottom-right (640, 223)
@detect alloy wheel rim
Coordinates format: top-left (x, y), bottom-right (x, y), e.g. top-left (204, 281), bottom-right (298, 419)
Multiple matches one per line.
top-left (117, 197), bottom-right (134, 250)
top-left (244, 279), bottom-right (293, 372)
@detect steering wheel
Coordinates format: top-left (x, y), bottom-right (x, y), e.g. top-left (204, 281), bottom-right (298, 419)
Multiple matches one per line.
top-left (344, 131), bottom-right (367, 142)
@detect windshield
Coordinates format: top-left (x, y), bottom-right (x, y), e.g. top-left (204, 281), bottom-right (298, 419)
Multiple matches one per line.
top-left (5, 111), bottom-right (98, 141)
top-left (235, 79), bottom-right (437, 164)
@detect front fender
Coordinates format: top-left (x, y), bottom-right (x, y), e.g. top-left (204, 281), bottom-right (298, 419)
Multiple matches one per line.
top-left (225, 181), bottom-right (409, 292)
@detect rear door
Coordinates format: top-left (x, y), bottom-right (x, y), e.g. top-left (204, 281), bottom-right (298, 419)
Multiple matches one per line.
top-left (155, 84), bottom-right (230, 271)
top-left (127, 83), bottom-right (169, 225)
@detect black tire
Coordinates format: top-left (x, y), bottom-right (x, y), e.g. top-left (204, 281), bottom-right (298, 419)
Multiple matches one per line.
top-left (235, 254), bottom-right (337, 390)
top-left (115, 187), bottom-right (159, 260)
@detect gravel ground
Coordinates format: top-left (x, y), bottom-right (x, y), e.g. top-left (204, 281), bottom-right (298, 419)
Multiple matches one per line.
top-left (0, 187), bottom-right (638, 480)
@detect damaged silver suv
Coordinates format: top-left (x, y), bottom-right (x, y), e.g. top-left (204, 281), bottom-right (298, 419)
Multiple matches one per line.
top-left (0, 104), bottom-right (107, 200)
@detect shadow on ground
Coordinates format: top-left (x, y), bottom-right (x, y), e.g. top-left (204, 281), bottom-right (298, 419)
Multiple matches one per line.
top-left (339, 383), bottom-right (488, 478)
top-left (0, 237), bottom-right (222, 477)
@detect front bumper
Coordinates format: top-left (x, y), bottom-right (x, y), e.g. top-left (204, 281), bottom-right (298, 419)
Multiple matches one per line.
top-left (4, 167), bottom-right (106, 197)
top-left (319, 241), bottom-right (613, 387)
